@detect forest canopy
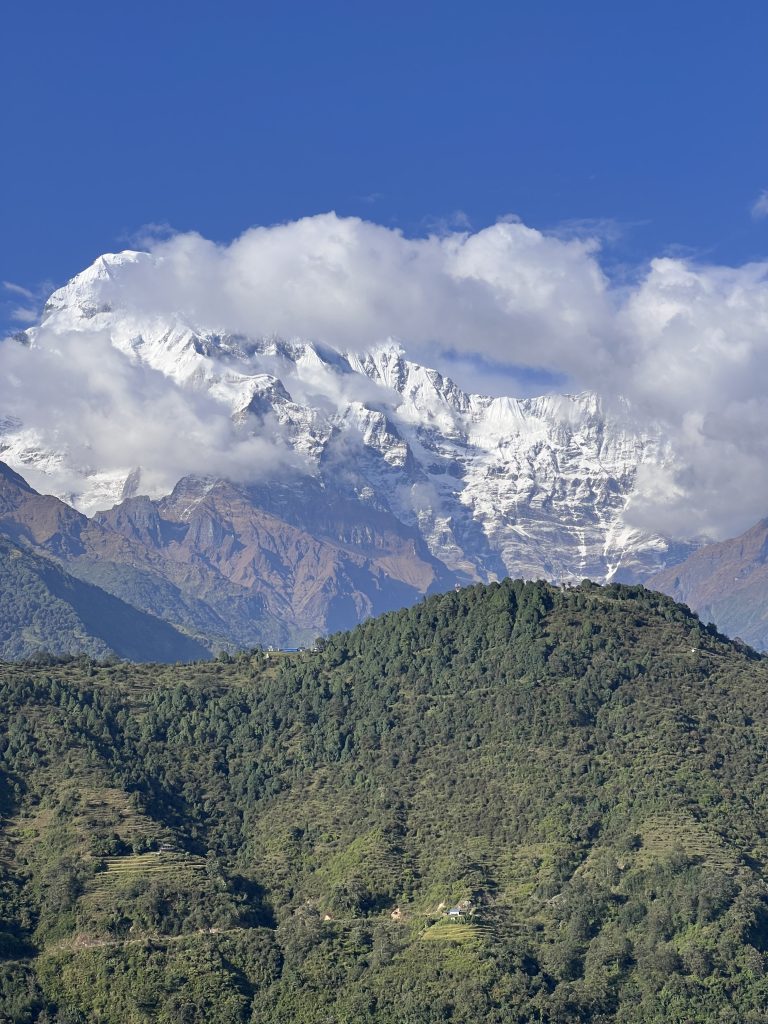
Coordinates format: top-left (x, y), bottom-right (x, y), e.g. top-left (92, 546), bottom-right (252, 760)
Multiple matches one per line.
top-left (1, 580), bottom-right (768, 1023)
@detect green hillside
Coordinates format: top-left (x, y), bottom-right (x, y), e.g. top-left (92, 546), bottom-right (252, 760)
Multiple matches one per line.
top-left (2, 580), bottom-right (768, 1022)
top-left (0, 536), bottom-right (210, 663)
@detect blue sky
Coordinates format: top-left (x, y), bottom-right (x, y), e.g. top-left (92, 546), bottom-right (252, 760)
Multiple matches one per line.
top-left (3, 1), bottom-right (768, 538)
top-left (2, 0), bottom-right (767, 331)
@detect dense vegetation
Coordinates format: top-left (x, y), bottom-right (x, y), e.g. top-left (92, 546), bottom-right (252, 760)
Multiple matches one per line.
top-left (0, 536), bottom-right (210, 663)
top-left (2, 579), bottom-right (768, 1022)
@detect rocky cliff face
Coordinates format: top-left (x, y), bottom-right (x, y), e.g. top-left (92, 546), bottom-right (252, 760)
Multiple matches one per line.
top-left (649, 518), bottom-right (768, 651)
top-left (0, 461), bottom-right (449, 650)
top-left (0, 469), bottom-right (210, 662)
top-left (0, 251), bottom-right (701, 649)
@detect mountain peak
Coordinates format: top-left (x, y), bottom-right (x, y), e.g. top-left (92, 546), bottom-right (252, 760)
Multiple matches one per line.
top-left (3, 251), bottom-right (696, 586)
top-left (0, 459), bottom-right (34, 494)
top-left (42, 250), bottom-right (152, 324)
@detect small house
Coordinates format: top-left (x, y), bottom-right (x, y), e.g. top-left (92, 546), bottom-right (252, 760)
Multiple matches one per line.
top-left (447, 907), bottom-right (463, 918)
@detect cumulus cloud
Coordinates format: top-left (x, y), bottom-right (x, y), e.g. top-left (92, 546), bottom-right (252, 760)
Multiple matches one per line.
top-left (91, 214), bottom-right (614, 380)
top-left (614, 258), bottom-right (768, 538)
top-left (4, 212), bottom-right (768, 540)
top-left (0, 324), bottom-right (308, 506)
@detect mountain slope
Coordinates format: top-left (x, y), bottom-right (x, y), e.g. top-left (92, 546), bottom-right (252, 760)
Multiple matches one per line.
top-left (2, 581), bottom-right (768, 1022)
top-left (649, 516), bottom-right (768, 649)
top-left (0, 460), bottom-right (453, 650)
top-left (0, 534), bottom-right (209, 662)
top-left (1, 250), bottom-right (698, 586)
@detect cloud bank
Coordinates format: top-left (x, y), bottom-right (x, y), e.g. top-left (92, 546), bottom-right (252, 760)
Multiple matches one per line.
top-left (0, 323), bottom-right (306, 505)
top-left (106, 215), bottom-right (614, 379)
top-left (4, 212), bottom-right (768, 540)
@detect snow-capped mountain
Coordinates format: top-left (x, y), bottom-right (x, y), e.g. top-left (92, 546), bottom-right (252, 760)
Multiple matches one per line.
top-left (2, 251), bottom-right (695, 597)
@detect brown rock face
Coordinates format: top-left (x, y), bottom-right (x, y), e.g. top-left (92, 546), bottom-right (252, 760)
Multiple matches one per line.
top-left (0, 462), bottom-right (86, 555)
top-left (648, 518), bottom-right (768, 651)
top-left (0, 461), bottom-right (456, 653)
top-left (100, 476), bottom-right (453, 639)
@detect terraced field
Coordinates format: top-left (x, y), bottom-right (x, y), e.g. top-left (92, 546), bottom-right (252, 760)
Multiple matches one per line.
top-left (420, 919), bottom-right (485, 943)
top-left (636, 813), bottom-right (737, 870)
top-left (84, 851), bottom-right (207, 901)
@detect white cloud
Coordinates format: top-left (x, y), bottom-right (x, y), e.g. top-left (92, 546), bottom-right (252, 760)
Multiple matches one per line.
top-left (5, 212), bottom-right (768, 541)
top-left (9, 306), bottom-right (37, 323)
top-left (751, 190), bottom-right (768, 219)
top-left (0, 323), bottom-right (309, 505)
top-left (614, 257), bottom-right (768, 538)
top-left (423, 209), bottom-right (473, 235)
top-left (3, 280), bottom-right (36, 300)
top-left (100, 214), bottom-right (613, 380)
top-left (124, 221), bottom-right (178, 249)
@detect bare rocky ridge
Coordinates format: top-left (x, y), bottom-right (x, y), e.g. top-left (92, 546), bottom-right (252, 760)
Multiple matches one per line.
top-left (0, 461), bottom-right (450, 651)
top-left (649, 518), bottom-right (768, 651)
top-left (0, 470), bottom-right (209, 662)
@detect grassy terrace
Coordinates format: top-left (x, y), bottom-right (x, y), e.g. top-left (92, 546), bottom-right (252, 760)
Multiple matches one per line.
top-left (86, 852), bottom-right (207, 893)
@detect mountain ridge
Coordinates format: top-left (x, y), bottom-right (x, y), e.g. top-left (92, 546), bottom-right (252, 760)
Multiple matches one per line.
top-left (1, 250), bottom-right (698, 591)
top-left (649, 516), bottom-right (768, 650)
top-left (0, 533), bottom-right (209, 662)
top-left (0, 460), bottom-right (455, 652)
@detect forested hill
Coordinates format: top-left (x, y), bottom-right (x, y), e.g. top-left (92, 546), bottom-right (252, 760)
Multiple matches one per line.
top-left (2, 580), bottom-right (768, 1023)
top-left (0, 535), bottom-right (210, 663)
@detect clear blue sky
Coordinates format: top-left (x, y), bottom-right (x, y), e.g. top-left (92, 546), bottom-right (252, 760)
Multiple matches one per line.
top-left (2, 0), bottom-right (768, 324)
